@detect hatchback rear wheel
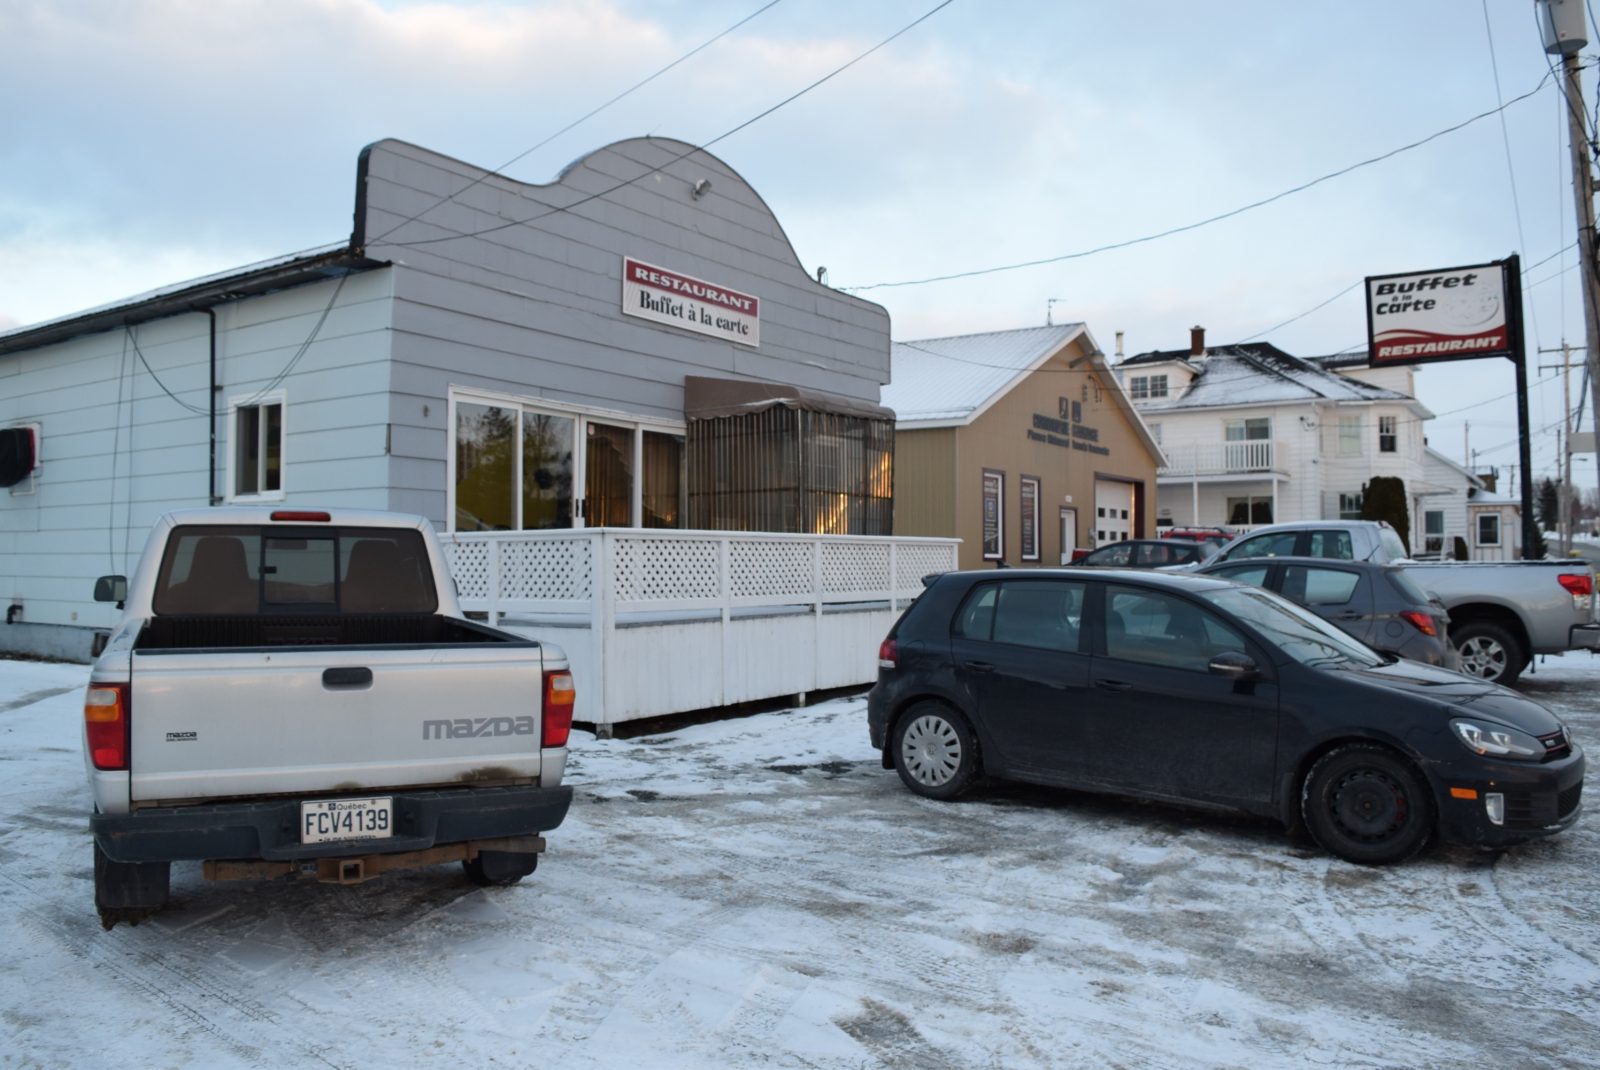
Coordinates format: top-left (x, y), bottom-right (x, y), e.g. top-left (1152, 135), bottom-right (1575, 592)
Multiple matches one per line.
top-left (1300, 744), bottom-right (1434, 865)
top-left (892, 702), bottom-right (978, 800)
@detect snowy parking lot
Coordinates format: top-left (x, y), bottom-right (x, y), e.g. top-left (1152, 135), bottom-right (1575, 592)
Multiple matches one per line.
top-left (3, 654), bottom-right (1598, 1069)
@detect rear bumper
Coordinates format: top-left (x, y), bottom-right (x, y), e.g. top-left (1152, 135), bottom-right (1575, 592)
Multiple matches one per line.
top-left (93, 784), bottom-right (573, 864)
top-left (1569, 624), bottom-right (1600, 652)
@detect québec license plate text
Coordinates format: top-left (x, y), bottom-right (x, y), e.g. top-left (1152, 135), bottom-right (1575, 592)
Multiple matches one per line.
top-left (300, 797), bottom-right (394, 844)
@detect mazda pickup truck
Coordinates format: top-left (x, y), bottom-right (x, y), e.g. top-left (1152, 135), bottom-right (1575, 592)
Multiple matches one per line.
top-left (1211, 519), bottom-right (1600, 685)
top-left (84, 507), bottom-right (574, 929)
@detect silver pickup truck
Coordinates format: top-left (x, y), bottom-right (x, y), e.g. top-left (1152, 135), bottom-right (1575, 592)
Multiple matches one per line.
top-left (1212, 520), bottom-right (1600, 685)
top-left (84, 507), bottom-right (574, 929)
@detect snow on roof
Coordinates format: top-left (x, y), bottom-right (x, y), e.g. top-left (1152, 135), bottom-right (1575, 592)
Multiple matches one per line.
top-left (884, 323), bottom-right (1087, 424)
top-left (1129, 344), bottom-right (1412, 411)
top-left (0, 241), bottom-right (351, 344)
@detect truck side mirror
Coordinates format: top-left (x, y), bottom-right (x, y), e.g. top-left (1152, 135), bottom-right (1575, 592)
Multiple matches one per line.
top-left (93, 575), bottom-right (128, 608)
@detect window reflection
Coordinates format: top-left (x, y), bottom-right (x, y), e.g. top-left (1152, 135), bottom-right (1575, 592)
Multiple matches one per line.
top-left (455, 403), bottom-right (516, 531)
top-left (522, 412), bottom-right (574, 530)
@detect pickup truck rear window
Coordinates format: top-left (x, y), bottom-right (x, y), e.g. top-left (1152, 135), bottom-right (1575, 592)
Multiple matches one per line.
top-left (152, 526), bottom-right (437, 615)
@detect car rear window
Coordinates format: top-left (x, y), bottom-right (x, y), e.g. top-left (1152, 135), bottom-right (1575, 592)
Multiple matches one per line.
top-left (153, 526), bottom-right (437, 615)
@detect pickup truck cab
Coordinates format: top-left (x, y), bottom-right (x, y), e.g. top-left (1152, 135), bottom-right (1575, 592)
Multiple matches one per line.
top-left (85, 507), bottom-right (574, 929)
top-left (1211, 519), bottom-right (1600, 685)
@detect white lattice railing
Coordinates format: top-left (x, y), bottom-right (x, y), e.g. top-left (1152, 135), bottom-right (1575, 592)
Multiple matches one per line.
top-left (439, 528), bottom-right (961, 624)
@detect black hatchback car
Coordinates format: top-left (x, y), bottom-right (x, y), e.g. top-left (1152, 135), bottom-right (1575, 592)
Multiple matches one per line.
top-left (868, 569), bottom-right (1584, 864)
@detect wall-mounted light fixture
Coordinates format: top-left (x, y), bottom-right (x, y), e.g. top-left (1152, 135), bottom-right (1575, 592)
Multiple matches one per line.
top-left (691, 178), bottom-right (712, 200)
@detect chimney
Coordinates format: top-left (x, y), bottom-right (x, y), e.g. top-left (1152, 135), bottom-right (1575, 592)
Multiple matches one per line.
top-left (1114, 330), bottom-right (1124, 359)
top-left (1189, 325), bottom-right (1206, 357)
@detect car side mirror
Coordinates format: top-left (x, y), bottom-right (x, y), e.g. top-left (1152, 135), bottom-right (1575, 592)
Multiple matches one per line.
top-left (93, 575), bottom-right (128, 608)
top-left (1207, 650), bottom-right (1258, 679)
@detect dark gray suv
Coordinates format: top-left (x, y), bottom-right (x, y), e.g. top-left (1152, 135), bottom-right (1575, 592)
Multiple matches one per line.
top-left (868, 569), bottom-right (1583, 864)
top-left (1195, 556), bottom-right (1456, 669)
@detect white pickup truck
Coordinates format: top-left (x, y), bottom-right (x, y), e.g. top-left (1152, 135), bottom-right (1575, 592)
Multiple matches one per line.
top-left (1211, 519), bottom-right (1600, 685)
top-left (83, 507), bottom-right (574, 929)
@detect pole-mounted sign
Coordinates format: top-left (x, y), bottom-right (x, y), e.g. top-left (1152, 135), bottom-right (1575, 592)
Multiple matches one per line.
top-left (1365, 261), bottom-right (1511, 366)
top-left (1363, 255), bottom-right (1535, 558)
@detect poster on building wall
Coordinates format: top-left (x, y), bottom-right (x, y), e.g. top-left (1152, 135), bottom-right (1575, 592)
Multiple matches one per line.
top-left (622, 257), bottom-right (760, 347)
top-left (1364, 260), bottom-right (1511, 366)
top-left (1020, 476), bottom-right (1040, 561)
top-left (982, 470), bottom-right (1003, 560)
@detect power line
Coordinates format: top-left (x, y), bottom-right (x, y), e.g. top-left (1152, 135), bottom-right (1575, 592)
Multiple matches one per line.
top-left (124, 326), bottom-right (209, 416)
top-left (1481, 0), bottom-right (1541, 346)
top-left (369, 0), bottom-right (788, 247)
top-left (841, 71), bottom-right (1557, 293)
top-left (386, 0), bottom-right (959, 250)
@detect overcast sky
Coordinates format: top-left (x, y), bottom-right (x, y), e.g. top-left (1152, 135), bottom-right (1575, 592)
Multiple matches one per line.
top-left (3, 0), bottom-right (1596, 487)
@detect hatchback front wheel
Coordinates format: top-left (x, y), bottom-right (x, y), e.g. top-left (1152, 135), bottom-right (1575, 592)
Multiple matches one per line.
top-left (1301, 744), bottom-right (1434, 865)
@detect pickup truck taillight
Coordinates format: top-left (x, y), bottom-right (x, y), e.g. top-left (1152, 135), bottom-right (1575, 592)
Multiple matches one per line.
top-left (85, 683), bottom-right (130, 770)
top-left (543, 670), bottom-right (575, 748)
top-left (1558, 573), bottom-right (1594, 598)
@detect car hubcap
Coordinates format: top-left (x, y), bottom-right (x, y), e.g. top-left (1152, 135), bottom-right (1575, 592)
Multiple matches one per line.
top-left (1458, 636), bottom-right (1507, 679)
top-left (901, 715), bottom-right (961, 786)
top-left (1330, 769), bottom-right (1408, 842)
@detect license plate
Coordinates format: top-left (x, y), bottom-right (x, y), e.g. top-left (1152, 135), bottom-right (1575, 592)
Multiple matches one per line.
top-left (300, 797), bottom-right (394, 844)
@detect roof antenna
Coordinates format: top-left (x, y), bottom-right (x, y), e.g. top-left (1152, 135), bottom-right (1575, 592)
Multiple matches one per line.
top-left (1047, 298), bottom-right (1067, 326)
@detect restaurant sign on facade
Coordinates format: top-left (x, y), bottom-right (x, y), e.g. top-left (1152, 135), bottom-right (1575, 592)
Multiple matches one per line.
top-left (622, 257), bottom-right (761, 347)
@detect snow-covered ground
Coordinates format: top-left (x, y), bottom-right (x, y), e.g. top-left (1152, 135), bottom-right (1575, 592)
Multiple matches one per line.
top-left (3, 654), bottom-right (1598, 1069)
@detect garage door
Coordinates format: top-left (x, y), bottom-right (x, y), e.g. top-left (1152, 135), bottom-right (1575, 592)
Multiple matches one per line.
top-left (1094, 480), bottom-right (1134, 545)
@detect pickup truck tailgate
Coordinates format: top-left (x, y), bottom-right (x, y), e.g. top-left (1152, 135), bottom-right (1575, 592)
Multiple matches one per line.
top-left (127, 645), bottom-right (546, 804)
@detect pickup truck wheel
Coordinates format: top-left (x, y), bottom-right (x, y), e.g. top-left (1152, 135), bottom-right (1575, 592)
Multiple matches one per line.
top-left (463, 850), bottom-right (537, 887)
top-left (1300, 744), bottom-right (1435, 865)
top-left (1453, 621), bottom-right (1524, 686)
top-left (94, 843), bottom-right (170, 930)
top-left (892, 702), bottom-right (979, 800)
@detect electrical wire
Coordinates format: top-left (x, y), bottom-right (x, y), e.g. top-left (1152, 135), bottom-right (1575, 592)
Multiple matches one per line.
top-left (236, 271), bottom-right (351, 407)
top-left (108, 330), bottom-right (130, 572)
top-left (385, 0), bottom-right (959, 250)
top-left (841, 72), bottom-right (1558, 293)
top-left (368, 0), bottom-right (788, 247)
top-left (124, 326), bottom-right (209, 416)
top-left (1482, 0), bottom-right (1541, 347)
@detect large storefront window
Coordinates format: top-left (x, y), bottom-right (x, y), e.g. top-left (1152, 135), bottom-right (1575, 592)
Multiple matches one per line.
top-left (521, 411), bottom-right (574, 529)
top-left (455, 402), bottom-right (517, 530)
top-left (451, 392), bottom-right (683, 532)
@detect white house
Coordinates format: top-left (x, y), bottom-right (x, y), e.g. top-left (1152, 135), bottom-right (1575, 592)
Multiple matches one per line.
top-left (1113, 327), bottom-right (1445, 543)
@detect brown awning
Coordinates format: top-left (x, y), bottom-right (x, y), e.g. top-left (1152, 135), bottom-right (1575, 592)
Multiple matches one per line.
top-left (683, 375), bottom-right (894, 421)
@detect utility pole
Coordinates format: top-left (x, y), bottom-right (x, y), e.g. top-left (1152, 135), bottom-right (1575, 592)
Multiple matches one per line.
top-left (1538, 342), bottom-right (1583, 555)
top-left (1540, 0), bottom-right (1600, 535)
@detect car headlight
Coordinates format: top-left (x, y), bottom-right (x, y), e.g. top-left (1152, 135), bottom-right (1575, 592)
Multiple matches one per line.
top-left (1449, 718), bottom-right (1544, 760)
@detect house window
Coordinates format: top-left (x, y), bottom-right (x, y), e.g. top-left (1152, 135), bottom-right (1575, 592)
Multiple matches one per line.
top-left (1129, 376), bottom-right (1149, 400)
top-left (1147, 422), bottom-right (1162, 444)
top-left (1020, 475), bottom-right (1041, 562)
top-left (1379, 415), bottom-right (1398, 453)
top-left (1225, 417), bottom-right (1271, 441)
top-left (1477, 513), bottom-right (1501, 546)
top-left (982, 470), bottom-right (1005, 560)
top-left (1338, 416), bottom-right (1362, 457)
top-left (1338, 492), bottom-right (1364, 520)
top-left (1226, 496), bottom-right (1273, 526)
top-left (1148, 375), bottom-right (1168, 398)
top-left (231, 396), bottom-right (284, 499)
top-left (1424, 510), bottom-right (1444, 555)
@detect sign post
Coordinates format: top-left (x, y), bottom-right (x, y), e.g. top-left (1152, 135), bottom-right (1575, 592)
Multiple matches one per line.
top-left (1365, 255), bottom-right (1536, 558)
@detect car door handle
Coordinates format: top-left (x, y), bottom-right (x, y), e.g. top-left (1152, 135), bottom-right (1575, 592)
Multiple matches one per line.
top-left (1094, 679), bottom-right (1132, 693)
top-left (963, 660), bottom-right (995, 673)
top-left (1332, 612), bottom-right (1362, 621)
top-left (322, 666), bottom-right (373, 689)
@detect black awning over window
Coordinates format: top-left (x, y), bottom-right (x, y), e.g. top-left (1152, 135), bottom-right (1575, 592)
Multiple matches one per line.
top-left (0, 428), bottom-right (34, 487)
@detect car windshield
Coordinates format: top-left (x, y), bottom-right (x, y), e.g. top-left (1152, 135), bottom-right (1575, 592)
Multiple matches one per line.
top-left (1197, 585), bottom-right (1384, 669)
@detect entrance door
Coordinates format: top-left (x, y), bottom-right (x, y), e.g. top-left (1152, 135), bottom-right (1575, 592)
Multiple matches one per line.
top-left (1059, 507), bottom-right (1078, 564)
top-left (1093, 481), bottom-right (1133, 545)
